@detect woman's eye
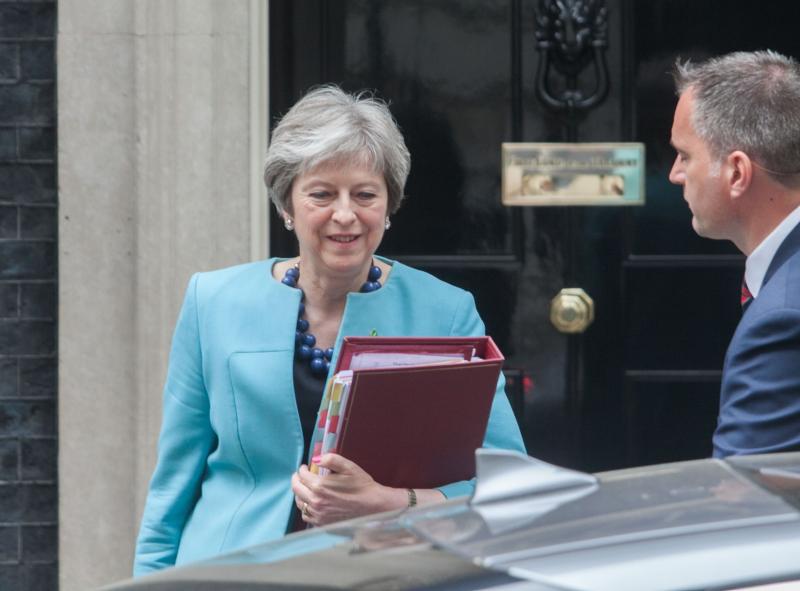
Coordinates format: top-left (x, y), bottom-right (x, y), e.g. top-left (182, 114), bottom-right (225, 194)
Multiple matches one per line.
top-left (309, 191), bottom-right (330, 199)
top-left (356, 191), bottom-right (376, 199)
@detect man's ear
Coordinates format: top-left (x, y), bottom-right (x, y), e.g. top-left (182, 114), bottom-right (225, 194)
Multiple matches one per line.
top-left (727, 150), bottom-right (753, 198)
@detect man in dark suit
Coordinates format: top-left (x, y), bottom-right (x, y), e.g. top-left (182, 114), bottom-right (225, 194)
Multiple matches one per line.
top-left (669, 50), bottom-right (800, 457)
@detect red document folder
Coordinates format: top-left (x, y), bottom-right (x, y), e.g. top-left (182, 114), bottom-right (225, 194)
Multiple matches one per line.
top-left (330, 336), bottom-right (504, 489)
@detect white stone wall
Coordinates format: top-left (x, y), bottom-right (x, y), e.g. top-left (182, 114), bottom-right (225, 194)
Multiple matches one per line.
top-left (57, 1), bottom-right (268, 588)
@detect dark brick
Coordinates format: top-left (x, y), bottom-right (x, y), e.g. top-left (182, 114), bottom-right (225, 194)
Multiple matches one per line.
top-left (0, 164), bottom-right (56, 204)
top-left (0, 0), bottom-right (57, 579)
top-left (0, 439), bottom-right (17, 480)
top-left (0, 483), bottom-right (56, 523)
top-left (17, 127), bottom-right (53, 160)
top-left (0, 127), bottom-right (16, 160)
top-left (0, 526), bottom-right (18, 562)
top-left (20, 525), bottom-right (53, 561)
top-left (19, 283), bottom-right (53, 319)
top-left (0, 4), bottom-right (55, 39)
top-left (20, 439), bottom-right (53, 480)
top-left (0, 242), bottom-right (55, 279)
top-left (0, 283), bottom-right (17, 317)
top-left (0, 319), bottom-right (54, 355)
top-left (0, 484), bottom-right (21, 520)
top-left (0, 205), bottom-right (16, 238)
top-left (25, 484), bottom-right (55, 521)
top-left (0, 400), bottom-right (54, 436)
top-left (0, 357), bottom-right (17, 396)
top-left (25, 563), bottom-right (56, 590)
top-left (18, 358), bottom-right (53, 398)
top-left (19, 41), bottom-right (52, 80)
top-left (0, 42), bottom-right (17, 81)
top-left (19, 206), bottom-right (53, 239)
top-left (0, 83), bottom-right (54, 125)
top-left (0, 565), bottom-right (22, 588)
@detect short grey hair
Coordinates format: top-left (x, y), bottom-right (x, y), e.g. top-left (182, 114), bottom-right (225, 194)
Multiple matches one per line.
top-left (263, 85), bottom-right (411, 214)
top-left (673, 50), bottom-right (800, 186)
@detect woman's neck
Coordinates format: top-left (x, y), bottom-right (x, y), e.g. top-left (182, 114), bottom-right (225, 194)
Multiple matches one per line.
top-left (294, 260), bottom-right (370, 350)
top-left (295, 259), bottom-right (370, 312)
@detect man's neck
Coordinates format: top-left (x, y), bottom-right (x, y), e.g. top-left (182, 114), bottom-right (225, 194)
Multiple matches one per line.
top-left (737, 185), bottom-right (800, 256)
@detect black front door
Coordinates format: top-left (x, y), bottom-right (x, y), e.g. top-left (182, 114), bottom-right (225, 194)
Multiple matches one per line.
top-left (268, 0), bottom-right (800, 471)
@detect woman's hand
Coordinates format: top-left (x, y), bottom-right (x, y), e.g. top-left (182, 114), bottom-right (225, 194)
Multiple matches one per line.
top-left (292, 453), bottom-right (443, 527)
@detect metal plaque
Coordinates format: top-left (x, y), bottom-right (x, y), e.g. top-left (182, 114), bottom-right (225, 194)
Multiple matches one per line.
top-left (502, 142), bottom-right (645, 206)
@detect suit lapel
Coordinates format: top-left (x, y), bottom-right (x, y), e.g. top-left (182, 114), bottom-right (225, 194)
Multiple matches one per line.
top-left (762, 219), bottom-right (800, 289)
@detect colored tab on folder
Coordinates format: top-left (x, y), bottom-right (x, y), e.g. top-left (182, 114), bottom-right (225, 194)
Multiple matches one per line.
top-left (317, 371), bottom-right (353, 476)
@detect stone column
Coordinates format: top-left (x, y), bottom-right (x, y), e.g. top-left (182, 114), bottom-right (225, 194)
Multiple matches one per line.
top-left (57, 1), bottom-right (268, 588)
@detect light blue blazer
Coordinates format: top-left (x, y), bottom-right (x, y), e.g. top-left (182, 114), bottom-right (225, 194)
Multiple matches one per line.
top-left (133, 257), bottom-right (526, 575)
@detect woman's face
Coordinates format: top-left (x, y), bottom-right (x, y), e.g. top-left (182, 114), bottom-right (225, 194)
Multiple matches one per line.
top-left (288, 159), bottom-right (388, 281)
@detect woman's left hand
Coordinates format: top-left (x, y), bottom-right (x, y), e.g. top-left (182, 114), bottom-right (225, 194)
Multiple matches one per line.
top-left (291, 453), bottom-right (406, 526)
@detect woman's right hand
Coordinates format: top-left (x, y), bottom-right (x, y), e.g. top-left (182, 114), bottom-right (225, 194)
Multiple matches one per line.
top-left (291, 453), bottom-right (404, 526)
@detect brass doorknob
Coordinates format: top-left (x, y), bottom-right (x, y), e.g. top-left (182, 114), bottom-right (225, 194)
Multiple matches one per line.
top-left (550, 288), bottom-right (594, 334)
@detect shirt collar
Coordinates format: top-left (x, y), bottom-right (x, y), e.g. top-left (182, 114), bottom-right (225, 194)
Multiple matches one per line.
top-left (745, 203), bottom-right (800, 298)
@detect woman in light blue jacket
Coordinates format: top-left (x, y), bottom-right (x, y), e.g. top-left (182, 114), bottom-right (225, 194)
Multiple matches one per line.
top-left (134, 86), bottom-right (525, 575)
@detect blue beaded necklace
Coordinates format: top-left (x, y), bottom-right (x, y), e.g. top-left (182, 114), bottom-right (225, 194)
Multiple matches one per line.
top-left (281, 261), bottom-right (382, 377)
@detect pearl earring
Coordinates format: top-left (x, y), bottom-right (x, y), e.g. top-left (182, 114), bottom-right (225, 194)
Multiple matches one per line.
top-left (284, 218), bottom-right (294, 231)
top-left (384, 217), bottom-right (391, 230)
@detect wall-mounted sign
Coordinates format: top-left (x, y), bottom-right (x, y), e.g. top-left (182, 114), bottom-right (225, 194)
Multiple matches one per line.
top-left (502, 142), bottom-right (645, 206)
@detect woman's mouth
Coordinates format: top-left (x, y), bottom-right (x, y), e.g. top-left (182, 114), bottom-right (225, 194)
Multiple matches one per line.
top-left (329, 235), bottom-right (358, 243)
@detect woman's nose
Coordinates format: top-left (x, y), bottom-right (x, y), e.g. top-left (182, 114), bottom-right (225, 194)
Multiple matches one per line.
top-left (331, 195), bottom-right (356, 224)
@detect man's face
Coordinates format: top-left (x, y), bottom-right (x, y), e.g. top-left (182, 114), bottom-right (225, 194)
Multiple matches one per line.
top-left (669, 89), bottom-right (733, 240)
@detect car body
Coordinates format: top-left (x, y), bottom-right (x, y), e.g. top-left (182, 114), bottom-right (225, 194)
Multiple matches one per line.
top-left (105, 450), bottom-right (800, 591)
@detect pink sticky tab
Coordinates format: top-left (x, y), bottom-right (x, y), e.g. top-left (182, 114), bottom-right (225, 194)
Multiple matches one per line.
top-left (329, 415), bottom-right (340, 433)
top-left (313, 441), bottom-right (322, 455)
top-left (318, 409), bottom-right (328, 428)
top-left (311, 455), bottom-right (321, 465)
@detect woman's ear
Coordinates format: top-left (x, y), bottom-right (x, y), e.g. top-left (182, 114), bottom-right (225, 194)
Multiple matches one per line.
top-left (281, 211), bottom-right (295, 231)
top-left (727, 150), bottom-right (753, 199)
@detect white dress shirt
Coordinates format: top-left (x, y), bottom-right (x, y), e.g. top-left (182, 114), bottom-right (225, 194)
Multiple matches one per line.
top-left (745, 204), bottom-right (800, 298)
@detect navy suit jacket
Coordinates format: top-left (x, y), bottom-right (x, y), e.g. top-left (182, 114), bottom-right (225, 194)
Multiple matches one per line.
top-left (714, 221), bottom-right (800, 457)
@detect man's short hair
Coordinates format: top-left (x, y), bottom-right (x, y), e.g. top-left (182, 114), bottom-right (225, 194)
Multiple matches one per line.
top-left (674, 50), bottom-right (800, 186)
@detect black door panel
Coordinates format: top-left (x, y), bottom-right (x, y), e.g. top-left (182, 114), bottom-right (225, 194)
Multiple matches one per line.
top-left (269, 0), bottom-right (800, 470)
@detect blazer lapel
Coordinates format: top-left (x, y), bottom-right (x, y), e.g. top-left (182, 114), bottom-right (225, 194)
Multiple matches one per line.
top-left (762, 219), bottom-right (800, 288)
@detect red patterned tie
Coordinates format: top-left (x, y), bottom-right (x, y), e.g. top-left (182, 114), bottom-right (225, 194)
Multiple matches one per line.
top-left (740, 280), bottom-right (753, 308)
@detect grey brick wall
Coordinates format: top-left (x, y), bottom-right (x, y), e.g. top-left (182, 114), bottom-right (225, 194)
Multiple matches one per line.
top-left (0, 1), bottom-right (58, 589)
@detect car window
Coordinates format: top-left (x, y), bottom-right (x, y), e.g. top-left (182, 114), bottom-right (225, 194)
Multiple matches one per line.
top-left (127, 521), bottom-right (538, 591)
top-left (724, 580), bottom-right (800, 591)
top-left (737, 466), bottom-right (800, 511)
top-left (408, 461), bottom-right (797, 559)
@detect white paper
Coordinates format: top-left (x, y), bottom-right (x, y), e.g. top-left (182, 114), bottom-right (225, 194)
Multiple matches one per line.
top-left (349, 352), bottom-right (468, 370)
